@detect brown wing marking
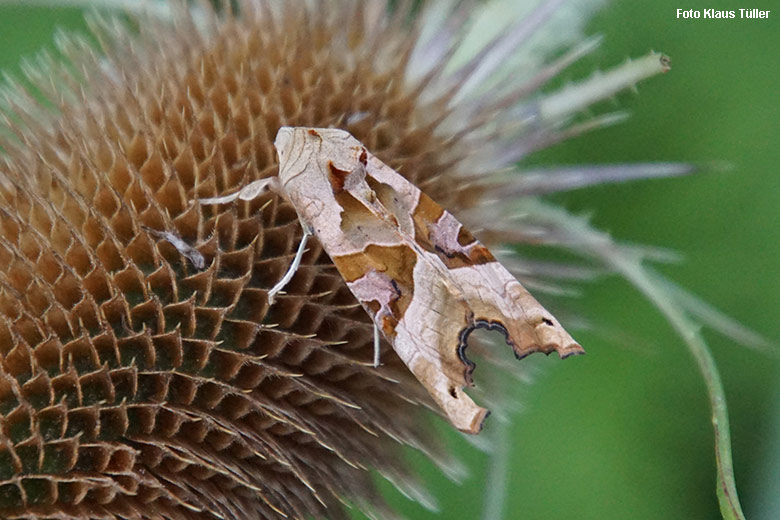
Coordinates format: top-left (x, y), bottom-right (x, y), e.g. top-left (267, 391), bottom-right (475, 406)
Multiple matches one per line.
top-left (411, 191), bottom-right (495, 269)
top-left (334, 244), bottom-right (417, 338)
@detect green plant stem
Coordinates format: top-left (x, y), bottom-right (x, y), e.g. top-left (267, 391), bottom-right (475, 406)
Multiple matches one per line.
top-left (527, 201), bottom-right (747, 520)
top-left (606, 255), bottom-right (745, 520)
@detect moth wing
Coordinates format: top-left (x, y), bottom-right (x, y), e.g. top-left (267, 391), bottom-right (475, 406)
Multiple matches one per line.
top-left (363, 155), bottom-right (583, 361)
top-left (281, 127), bottom-right (582, 434)
top-left (340, 248), bottom-right (491, 434)
top-left (325, 177), bottom-right (493, 432)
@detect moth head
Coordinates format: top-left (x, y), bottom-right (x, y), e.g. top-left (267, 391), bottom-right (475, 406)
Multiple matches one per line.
top-left (275, 126), bottom-right (367, 186)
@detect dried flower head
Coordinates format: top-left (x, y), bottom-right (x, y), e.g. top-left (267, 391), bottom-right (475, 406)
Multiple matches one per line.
top-left (0, 1), bottom-right (758, 519)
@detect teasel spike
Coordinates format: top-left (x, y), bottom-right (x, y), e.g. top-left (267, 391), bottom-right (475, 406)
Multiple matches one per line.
top-left (452, 0), bottom-right (568, 102)
top-left (471, 34), bottom-right (605, 119)
top-left (474, 162), bottom-right (697, 196)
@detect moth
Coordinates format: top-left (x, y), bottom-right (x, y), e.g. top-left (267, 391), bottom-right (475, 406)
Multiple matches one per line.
top-left (200, 127), bottom-right (583, 434)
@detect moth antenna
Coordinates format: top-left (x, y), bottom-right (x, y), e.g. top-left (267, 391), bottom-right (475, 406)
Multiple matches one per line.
top-left (267, 224), bottom-right (313, 305)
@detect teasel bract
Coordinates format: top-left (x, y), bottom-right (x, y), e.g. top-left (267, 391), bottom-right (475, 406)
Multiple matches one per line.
top-left (0, 1), bottom-right (759, 519)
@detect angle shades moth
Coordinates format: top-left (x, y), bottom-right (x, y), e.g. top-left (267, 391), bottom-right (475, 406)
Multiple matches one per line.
top-left (200, 127), bottom-right (583, 434)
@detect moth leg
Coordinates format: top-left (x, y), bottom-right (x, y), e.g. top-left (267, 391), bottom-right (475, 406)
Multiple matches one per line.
top-left (373, 324), bottom-right (381, 367)
top-left (198, 176), bottom-right (282, 205)
top-left (267, 222), bottom-right (313, 305)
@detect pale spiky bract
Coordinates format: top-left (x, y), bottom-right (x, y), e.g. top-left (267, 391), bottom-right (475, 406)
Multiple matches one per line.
top-left (0, 1), bottom-right (703, 519)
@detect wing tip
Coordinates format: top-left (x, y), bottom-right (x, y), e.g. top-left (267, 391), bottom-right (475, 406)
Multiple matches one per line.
top-left (443, 388), bottom-right (491, 435)
top-left (458, 407), bottom-right (491, 435)
top-left (559, 342), bottom-right (585, 359)
top-left (512, 341), bottom-right (585, 360)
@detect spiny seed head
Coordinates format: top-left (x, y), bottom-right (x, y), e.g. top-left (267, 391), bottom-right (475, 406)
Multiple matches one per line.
top-left (0, 1), bottom-right (671, 519)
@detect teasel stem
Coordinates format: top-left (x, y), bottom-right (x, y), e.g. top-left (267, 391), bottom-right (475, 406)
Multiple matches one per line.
top-left (526, 201), bottom-right (747, 520)
top-left (613, 259), bottom-right (744, 520)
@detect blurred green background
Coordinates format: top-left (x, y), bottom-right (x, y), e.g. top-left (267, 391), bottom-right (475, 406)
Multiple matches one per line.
top-left (0, 1), bottom-right (777, 519)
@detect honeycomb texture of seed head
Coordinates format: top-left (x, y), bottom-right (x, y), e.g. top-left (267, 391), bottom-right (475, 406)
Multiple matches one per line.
top-left (0, 2), bottom-right (470, 519)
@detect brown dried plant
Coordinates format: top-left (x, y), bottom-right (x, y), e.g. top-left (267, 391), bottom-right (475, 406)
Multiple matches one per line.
top-left (0, 1), bottom-right (755, 519)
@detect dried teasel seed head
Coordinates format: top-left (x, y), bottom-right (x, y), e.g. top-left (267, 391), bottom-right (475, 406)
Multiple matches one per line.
top-left (0, 1), bottom-right (678, 519)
